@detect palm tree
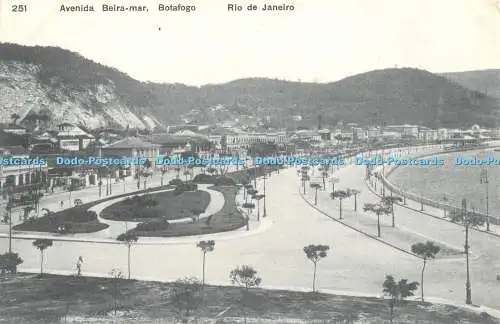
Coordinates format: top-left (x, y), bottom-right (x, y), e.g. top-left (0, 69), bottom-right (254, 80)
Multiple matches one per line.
top-left (363, 202), bottom-right (392, 237)
top-left (196, 240), bottom-right (215, 287)
top-left (116, 233), bottom-right (139, 279)
top-left (330, 190), bottom-right (351, 219)
top-left (411, 241), bottom-right (440, 302)
top-left (310, 183), bottom-right (321, 205)
top-left (32, 239), bottom-right (53, 275)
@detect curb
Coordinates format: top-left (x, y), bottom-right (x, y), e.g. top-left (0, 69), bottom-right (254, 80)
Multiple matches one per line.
top-left (298, 187), bottom-right (421, 259)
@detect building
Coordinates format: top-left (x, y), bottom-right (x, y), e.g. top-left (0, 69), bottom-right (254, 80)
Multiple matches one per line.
top-left (55, 123), bottom-right (95, 151)
top-left (0, 145), bottom-right (48, 193)
top-left (418, 127), bottom-right (439, 142)
top-left (101, 137), bottom-right (161, 178)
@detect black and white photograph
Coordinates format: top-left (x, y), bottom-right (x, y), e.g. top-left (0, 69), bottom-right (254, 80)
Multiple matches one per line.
top-left (1, 0), bottom-right (500, 323)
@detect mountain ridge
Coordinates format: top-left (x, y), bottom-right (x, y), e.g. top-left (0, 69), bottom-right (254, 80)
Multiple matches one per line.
top-left (1, 43), bottom-right (499, 130)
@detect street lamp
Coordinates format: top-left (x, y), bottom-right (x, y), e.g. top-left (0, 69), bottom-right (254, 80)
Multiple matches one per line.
top-left (263, 169), bottom-right (267, 217)
top-left (479, 169), bottom-right (490, 231)
top-left (464, 199), bottom-right (472, 305)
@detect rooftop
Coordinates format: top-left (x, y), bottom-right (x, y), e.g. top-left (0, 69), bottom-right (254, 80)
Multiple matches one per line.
top-left (0, 145), bottom-right (28, 156)
top-left (104, 137), bottom-right (161, 149)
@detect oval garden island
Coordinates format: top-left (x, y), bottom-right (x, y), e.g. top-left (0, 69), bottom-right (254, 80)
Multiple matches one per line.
top-left (13, 166), bottom-right (276, 240)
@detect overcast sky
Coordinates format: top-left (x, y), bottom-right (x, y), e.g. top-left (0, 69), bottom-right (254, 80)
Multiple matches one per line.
top-left (1, 0), bottom-right (499, 86)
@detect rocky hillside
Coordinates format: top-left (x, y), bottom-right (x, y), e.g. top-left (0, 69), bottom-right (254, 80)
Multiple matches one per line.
top-left (0, 43), bottom-right (168, 130)
top-left (1, 43), bottom-right (499, 129)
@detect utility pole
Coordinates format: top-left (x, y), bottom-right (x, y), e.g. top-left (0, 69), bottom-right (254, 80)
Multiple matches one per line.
top-left (480, 169), bottom-right (490, 231)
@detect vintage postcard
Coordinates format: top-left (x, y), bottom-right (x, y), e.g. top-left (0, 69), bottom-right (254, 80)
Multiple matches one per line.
top-left (0, 0), bottom-right (499, 323)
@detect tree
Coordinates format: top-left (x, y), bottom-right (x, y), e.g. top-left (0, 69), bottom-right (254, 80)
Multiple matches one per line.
top-left (301, 173), bottom-right (310, 194)
top-left (23, 206), bottom-right (34, 221)
top-left (230, 265), bottom-right (262, 324)
top-left (450, 199), bottom-right (484, 305)
top-left (160, 167), bottom-right (167, 186)
top-left (196, 240), bottom-right (215, 287)
top-left (253, 194), bottom-right (265, 221)
top-left (382, 194), bottom-right (403, 227)
top-left (330, 190), bottom-right (351, 220)
top-left (242, 202), bottom-right (255, 231)
top-left (363, 203), bottom-right (392, 237)
top-left (170, 277), bottom-right (204, 323)
top-left (303, 244), bottom-right (330, 292)
top-left (190, 208), bottom-right (205, 223)
top-left (230, 265), bottom-right (262, 290)
top-left (411, 241), bottom-right (440, 302)
top-left (10, 113), bottom-right (20, 125)
top-left (310, 183), bottom-right (321, 205)
top-left (243, 184), bottom-right (253, 203)
top-left (116, 233), bottom-right (138, 280)
top-left (321, 170), bottom-right (328, 190)
top-left (33, 239), bottom-right (53, 275)
top-left (109, 268), bottom-right (124, 317)
top-left (349, 189), bottom-right (361, 212)
top-left (0, 252), bottom-right (23, 275)
top-left (183, 170), bottom-right (192, 181)
top-left (241, 178), bottom-right (250, 201)
top-left (382, 275), bottom-right (419, 324)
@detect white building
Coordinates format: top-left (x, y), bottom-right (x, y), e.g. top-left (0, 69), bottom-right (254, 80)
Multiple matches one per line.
top-left (0, 146), bottom-right (48, 191)
top-left (56, 123), bottom-right (95, 151)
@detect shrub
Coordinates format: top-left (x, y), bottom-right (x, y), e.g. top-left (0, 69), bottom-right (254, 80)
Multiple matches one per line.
top-left (214, 176), bottom-right (237, 186)
top-left (136, 208), bottom-right (160, 219)
top-left (67, 209), bottom-right (98, 223)
top-left (175, 182), bottom-right (198, 194)
top-left (136, 219), bottom-right (170, 231)
top-left (192, 174), bottom-right (216, 184)
top-left (169, 179), bottom-right (184, 186)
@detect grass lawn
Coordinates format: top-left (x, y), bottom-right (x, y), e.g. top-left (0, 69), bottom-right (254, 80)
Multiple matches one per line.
top-left (128, 186), bottom-right (246, 237)
top-left (100, 190), bottom-right (210, 222)
top-left (13, 186), bottom-right (173, 234)
top-left (0, 274), bottom-right (496, 324)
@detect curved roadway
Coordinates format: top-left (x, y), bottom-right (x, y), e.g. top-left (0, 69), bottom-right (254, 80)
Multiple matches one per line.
top-left (0, 147), bottom-right (499, 313)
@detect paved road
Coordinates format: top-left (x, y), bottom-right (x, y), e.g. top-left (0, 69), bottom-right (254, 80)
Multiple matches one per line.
top-left (0, 166), bottom-right (422, 299)
top-left (306, 146), bottom-right (500, 310)
top-left (1, 147), bottom-right (499, 312)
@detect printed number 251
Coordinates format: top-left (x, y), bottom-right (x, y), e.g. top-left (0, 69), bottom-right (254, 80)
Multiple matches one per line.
top-left (12, 5), bottom-right (27, 12)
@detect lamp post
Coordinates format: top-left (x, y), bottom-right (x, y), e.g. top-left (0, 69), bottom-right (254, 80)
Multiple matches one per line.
top-left (263, 169), bottom-right (267, 217)
top-left (480, 169), bottom-right (490, 231)
top-left (106, 174), bottom-right (109, 196)
top-left (108, 169), bottom-right (112, 195)
top-left (462, 198), bottom-right (472, 305)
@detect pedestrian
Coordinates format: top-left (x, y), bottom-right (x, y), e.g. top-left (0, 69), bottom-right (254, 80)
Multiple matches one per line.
top-left (60, 200), bottom-right (64, 208)
top-left (76, 256), bottom-right (83, 277)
